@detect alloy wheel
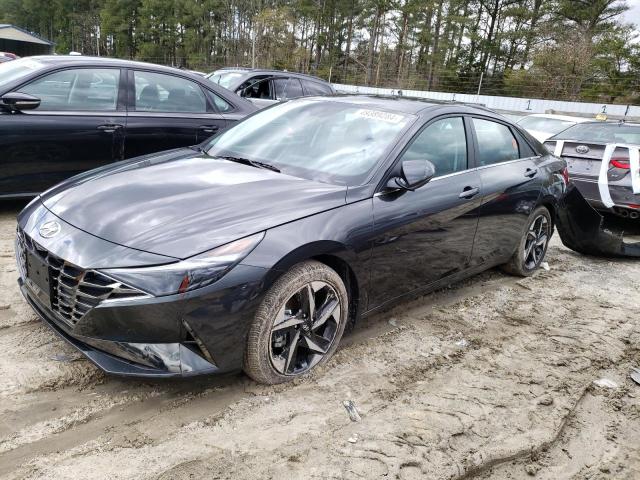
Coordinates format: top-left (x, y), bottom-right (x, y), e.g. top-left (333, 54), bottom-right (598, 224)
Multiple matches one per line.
top-left (269, 281), bottom-right (341, 376)
top-left (524, 214), bottom-right (549, 270)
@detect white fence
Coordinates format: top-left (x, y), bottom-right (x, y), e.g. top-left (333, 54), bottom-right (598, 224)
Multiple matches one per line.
top-left (333, 83), bottom-right (640, 119)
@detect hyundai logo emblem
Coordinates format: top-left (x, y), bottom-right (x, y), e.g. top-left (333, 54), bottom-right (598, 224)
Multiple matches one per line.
top-left (39, 221), bottom-right (61, 238)
top-left (575, 145), bottom-right (590, 154)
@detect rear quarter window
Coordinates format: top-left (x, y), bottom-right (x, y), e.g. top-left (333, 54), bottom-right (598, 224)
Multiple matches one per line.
top-left (303, 80), bottom-right (333, 96)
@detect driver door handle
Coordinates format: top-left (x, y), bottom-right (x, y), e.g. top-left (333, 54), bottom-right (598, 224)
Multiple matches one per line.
top-left (459, 186), bottom-right (480, 199)
top-left (199, 125), bottom-right (220, 134)
top-left (525, 167), bottom-right (538, 178)
top-left (97, 124), bottom-right (123, 133)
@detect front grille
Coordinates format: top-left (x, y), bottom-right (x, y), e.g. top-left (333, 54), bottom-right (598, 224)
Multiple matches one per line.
top-left (16, 228), bottom-right (148, 326)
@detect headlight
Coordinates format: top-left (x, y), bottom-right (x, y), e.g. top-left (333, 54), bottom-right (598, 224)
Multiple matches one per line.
top-left (101, 232), bottom-right (264, 296)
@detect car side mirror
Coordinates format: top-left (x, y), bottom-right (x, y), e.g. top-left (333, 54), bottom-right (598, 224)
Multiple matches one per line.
top-left (391, 159), bottom-right (436, 191)
top-left (0, 92), bottom-right (41, 111)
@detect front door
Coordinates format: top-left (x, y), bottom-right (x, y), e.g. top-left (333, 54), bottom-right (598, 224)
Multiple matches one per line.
top-left (124, 70), bottom-right (227, 159)
top-left (0, 67), bottom-right (124, 195)
top-left (368, 116), bottom-right (481, 309)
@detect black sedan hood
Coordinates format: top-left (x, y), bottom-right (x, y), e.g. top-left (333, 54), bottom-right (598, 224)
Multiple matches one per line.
top-left (42, 149), bottom-right (347, 259)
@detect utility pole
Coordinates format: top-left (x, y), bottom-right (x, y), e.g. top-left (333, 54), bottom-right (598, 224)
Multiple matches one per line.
top-left (477, 71), bottom-right (484, 96)
top-left (251, 30), bottom-right (256, 68)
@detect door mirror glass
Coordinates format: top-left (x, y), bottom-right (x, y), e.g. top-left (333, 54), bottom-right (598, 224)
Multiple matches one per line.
top-left (394, 159), bottom-right (436, 191)
top-left (0, 92), bottom-right (41, 111)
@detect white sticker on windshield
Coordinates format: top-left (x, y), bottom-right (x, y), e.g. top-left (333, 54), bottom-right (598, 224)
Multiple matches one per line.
top-left (356, 109), bottom-right (404, 124)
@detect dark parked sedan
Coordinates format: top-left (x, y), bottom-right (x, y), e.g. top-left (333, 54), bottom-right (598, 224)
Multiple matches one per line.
top-left (16, 96), bottom-right (567, 384)
top-left (0, 56), bottom-right (257, 197)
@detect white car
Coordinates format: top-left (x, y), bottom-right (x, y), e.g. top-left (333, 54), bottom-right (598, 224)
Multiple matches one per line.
top-left (517, 114), bottom-right (591, 142)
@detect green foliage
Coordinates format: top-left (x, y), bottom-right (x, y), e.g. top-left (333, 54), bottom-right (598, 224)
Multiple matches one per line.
top-left (0, 0), bottom-right (637, 104)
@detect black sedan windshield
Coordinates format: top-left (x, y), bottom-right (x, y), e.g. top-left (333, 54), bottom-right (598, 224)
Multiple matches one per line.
top-left (205, 99), bottom-right (413, 185)
top-left (554, 122), bottom-right (640, 144)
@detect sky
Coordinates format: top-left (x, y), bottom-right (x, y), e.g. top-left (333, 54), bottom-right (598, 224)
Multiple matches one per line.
top-left (622, 0), bottom-right (640, 30)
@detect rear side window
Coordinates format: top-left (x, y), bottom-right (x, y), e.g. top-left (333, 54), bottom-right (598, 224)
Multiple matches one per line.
top-left (19, 68), bottom-right (120, 111)
top-left (273, 78), bottom-right (303, 100)
top-left (134, 71), bottom-right (207, 113)
top-left (472, 118), bottom-right (520, 166)
top-left (400, 117), bottom-right (467, 177)
top-left (303, 80), bottom-right (332, 96)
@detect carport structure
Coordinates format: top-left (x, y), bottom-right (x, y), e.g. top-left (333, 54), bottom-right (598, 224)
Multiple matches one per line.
top-left (0, 24), bottom-right (54, 56)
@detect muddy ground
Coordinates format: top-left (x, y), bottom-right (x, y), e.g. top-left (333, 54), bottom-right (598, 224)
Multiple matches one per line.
top-left (1, 200), bottom-right (639, 480)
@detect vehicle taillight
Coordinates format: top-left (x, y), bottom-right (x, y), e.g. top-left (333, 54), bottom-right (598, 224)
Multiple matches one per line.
top-left (561, 166), bottom-right (570, 184)
top-left (610, 158), bottom-right (630, 169)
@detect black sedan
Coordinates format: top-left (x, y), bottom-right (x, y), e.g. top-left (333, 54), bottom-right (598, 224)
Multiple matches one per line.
top-left (16, 96), bottom-right (567, 384)
top-left (0, 56), bottom-right (257, 197)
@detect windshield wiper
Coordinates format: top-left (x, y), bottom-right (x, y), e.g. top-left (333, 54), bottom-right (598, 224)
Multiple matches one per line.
top-left (214, 155), bottom-right (280, 173)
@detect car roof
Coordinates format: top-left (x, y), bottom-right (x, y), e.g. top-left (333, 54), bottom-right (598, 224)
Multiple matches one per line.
top-left (212, 67), bottom-right (330, 84)
top-left (291, 94), bottom-right (508, 118)
top-left (524, 113), bottom-right (591, 123)
top-left (26, 55), bottom-right (205, 80)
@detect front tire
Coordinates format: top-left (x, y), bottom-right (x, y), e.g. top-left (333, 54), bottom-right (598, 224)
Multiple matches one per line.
top-left (244, 260), bottom-right (348, 384)
top-left (502, 206), bottom-right (552, 277)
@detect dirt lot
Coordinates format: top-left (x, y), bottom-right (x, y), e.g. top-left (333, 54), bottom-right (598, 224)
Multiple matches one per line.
top-left (1, 200), bottom-right (639, 480)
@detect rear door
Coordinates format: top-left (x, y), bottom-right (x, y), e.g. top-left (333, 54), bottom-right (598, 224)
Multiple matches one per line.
top-left (0, 67), bottom-right (125, 195)
top-left (123, 70), bottom-right (227, 158)
top-left (469, 117), bottom-right (543, 267)
top-left (368, 116), bottom-right (481, 308)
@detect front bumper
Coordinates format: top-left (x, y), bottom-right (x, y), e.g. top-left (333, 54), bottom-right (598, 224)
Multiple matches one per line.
top-left (16, 200), bottom-right (271, 377)
top-left (20, 277), bottom-right (219, 377)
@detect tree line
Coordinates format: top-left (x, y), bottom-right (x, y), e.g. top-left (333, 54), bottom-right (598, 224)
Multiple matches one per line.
top-left (1, 0), bottom-right (638, 104)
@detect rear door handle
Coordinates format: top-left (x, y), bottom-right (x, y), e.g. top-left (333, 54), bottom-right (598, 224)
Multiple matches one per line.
top-left (97, 124), bottom-right (123, 133)
top-left (199, 125), bottom-right (220, 134)
top-left (459, 186), bottom-right (480, 199)
top-left (525, 167), bottom-right (538, 178)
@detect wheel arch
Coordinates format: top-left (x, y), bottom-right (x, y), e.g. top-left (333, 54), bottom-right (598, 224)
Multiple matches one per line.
top-left (264, 241), bottom-right (364, 329)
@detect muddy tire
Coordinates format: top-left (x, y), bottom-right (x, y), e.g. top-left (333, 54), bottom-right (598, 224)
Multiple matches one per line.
top-left (244, 260), bottom-right (348, 385)
top-left (502, 206), bottom-right (552, 277)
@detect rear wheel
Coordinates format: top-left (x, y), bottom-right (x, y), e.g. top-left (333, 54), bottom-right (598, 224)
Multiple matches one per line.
top-left (502, 206), bottom-right (552, 277)
top-left (244, 260), bottom-right (348, 384)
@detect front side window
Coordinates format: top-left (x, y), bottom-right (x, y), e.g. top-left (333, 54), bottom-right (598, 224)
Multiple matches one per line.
top-left (473, 118), bottom-right (520, 166)
top-left (274, 78), bottom-right (303, 100)
top-left (19, 68), bottom-right (120, 111)
top-left (400, 117), bottom-right (467, 177)
top-left (238, 76), bottom-right (272, 99)
top-left (205, 99), bottom-right (413, 185)
top-left (134, 71), bottom-right (207, 113)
